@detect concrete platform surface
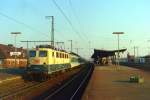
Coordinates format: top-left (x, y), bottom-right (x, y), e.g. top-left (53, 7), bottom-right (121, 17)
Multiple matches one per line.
top-left (0, 73), bottom-right (21, 84)
top-left (82, 65), bottom-right (150, 100)
top-left (0, 68), bottom-right (25, 84)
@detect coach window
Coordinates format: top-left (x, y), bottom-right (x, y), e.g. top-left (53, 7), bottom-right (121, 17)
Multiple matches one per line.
top-left (67, 54), bottom-right (69, 58)
top-left (52, 52), bottom-right (54, 57)
top-left (58, 52), bottom-right (60, 58)
top-left (39, 51), bottom-right (47, 57)
top-left (59, 53), bottom-right (60, 58)
top-left (29, 50), bottom-right (36, 57)
top-left (56, 52), bottom-right (58, 58)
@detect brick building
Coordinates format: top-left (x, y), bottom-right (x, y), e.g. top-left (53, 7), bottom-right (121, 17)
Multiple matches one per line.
top-left (0, 44), bottom-right (27, 68)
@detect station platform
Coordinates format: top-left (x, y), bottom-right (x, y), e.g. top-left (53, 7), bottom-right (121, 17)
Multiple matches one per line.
top-left (0, 67), bottom-right (24, 84)
top-left (82, 65), bottom-right (150, 100)
top-left (0, 73), bottom-right (21, 83)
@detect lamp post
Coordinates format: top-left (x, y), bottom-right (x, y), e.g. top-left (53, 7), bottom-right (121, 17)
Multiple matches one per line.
top-left (11, 32), bottom-right (21, 67)
top-left (112, 32), bottom-right (124, 66)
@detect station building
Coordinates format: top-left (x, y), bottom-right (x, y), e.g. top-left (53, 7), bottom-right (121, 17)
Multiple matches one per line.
top-left (0, 44), bottom-right (27, 68)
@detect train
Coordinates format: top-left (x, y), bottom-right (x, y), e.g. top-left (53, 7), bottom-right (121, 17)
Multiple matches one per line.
top-left (26, 45), bottom-right (85, 80)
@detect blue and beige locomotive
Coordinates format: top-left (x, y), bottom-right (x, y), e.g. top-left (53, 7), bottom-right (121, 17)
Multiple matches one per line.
top-left (26, 45), bottom-right (83, 80)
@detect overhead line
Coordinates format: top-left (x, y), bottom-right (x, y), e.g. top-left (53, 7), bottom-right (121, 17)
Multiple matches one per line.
top-left (68, 0), bottom-right (89, 39)
top-left (0, 11), bottom-right (50, 38)
top-left (51, 0), bottom-right (85, 40)
top-left (68, 0), bottom-right (90, 50)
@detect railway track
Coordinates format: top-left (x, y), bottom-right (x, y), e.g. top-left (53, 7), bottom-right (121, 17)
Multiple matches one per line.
top-left (120, 62), bottom-right (150, 71)
top-left (0, 66), bottom-right (82, 100)
top-left (0, 80), bottom-right (39, 100)
top-left (35, 63), bottom-right (94, 100)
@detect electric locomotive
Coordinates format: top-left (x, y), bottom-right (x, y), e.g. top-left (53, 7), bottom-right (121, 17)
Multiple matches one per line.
top-left (26, 45), bottom-right (71, 80)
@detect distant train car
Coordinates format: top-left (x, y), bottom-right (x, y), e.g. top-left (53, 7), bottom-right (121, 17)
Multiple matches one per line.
top-left (69, 52), bottom-right (85, 68)
top-left (70, 52), bottom-right (80, 68)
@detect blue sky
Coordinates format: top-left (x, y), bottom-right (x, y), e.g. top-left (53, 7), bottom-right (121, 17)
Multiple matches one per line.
top-left (0, 0), bottom-right (150, 57)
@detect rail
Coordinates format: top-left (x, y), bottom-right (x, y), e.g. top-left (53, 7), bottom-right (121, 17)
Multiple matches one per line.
top-left (43, 63), bottom-right (94, 100)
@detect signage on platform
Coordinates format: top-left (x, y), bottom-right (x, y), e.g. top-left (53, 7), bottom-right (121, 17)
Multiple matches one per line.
top-left (10, 52), bottom-right (21, 56)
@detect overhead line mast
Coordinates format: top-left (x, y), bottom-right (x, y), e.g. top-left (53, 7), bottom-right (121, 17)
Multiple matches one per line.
top-left (45, 16), bottom-right (54, 48)
top-left (68, 40), bottom-right (73, 52)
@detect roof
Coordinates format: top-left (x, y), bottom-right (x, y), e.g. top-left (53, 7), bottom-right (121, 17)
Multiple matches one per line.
top-left (36, 44), bottom-right (68, 53)
top-left (70, 52), bottom-right (80, 57)
top-left (142, 55), bottom-right (150, 58)
top-left (91, 49), bottom-right (127, 58)
top-left (0, 44), bottom-right (27, 59)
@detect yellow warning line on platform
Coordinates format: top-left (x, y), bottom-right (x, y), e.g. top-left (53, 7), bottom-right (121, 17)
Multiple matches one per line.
top-left (0, 76), bottom-right (21, 84)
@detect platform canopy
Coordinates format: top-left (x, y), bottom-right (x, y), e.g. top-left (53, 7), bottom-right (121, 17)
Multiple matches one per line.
top-left (91, 49), bottom-right (127, 58)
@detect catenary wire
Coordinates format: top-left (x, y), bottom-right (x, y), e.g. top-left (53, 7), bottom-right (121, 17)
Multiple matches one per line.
top-left (51, 0), bottom-right (86, 41)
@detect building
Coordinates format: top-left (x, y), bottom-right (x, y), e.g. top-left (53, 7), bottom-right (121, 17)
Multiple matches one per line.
top-left (0, 44), bottom-right (27, 68)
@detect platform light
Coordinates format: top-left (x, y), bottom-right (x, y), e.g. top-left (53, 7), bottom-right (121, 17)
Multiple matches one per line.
top-left (112, 32), bottom-right (124, 66)
top-left (11, 32), bottom-right (21, 67)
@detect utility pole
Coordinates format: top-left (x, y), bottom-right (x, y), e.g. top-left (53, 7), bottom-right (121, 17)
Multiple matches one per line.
top-left (134, 46), bottom-right (136, 57)
top-left (68, 40), bottom-right (73, 52)
top-left (134, 46), bottom-right (139, 57)
top-left (45, 16), bottom-right (54, 48)
top-left (74, 48), bottom-right (83, 55)
top-left (55, 42), bottom-right (64, 50)
top-left (137, 46), bottom-right (139, 57)
top-left (147, 40), bottom-right (150, 55)
top-left (11, 32), bottom-right (21, 67)
top-left (21, 40), bottom-right (29, 67)
top-left (89, 41), bottom-right (91, 57)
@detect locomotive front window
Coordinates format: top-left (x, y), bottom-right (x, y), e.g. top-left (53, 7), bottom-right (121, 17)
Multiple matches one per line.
top-left (29, 50), bottom-right (36, 57)
top-left (39, 51), bottom-right (47, 57)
